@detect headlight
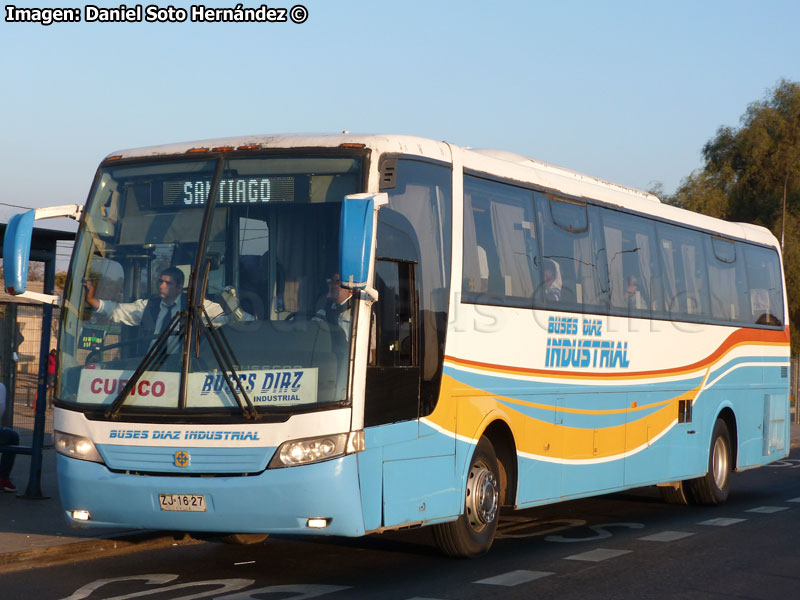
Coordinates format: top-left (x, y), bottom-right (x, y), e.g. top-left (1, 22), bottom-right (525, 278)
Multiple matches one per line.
top-left (54, 431), bottom-right (105, 464)
top-left (269, 431), bottom-right (364, 468)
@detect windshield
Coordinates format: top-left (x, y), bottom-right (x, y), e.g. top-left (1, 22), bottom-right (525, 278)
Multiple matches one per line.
top-left (58, 154), bottom-right (363, 416)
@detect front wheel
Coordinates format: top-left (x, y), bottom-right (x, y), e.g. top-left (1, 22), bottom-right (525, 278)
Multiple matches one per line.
top-left (688, 418), bottom-right (732, 505)
top-left (432, 437), bottom-right (500, 558)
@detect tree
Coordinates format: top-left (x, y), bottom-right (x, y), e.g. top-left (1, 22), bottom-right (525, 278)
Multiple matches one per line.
top-left (673, 79), bottom-right (800, 354)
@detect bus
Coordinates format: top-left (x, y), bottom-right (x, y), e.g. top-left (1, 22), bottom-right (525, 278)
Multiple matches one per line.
top-left (2, 134), bottom-right (791, 557)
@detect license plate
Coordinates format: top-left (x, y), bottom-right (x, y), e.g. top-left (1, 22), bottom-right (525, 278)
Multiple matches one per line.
top-left (159, 494), bottom-right (206, 512)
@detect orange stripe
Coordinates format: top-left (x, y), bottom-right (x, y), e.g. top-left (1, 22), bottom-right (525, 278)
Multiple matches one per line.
top-left (445, 326), bottom-right (789, 381)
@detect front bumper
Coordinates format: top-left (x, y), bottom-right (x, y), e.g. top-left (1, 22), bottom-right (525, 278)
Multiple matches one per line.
top-left (57, 453), bottom-right (366, 536)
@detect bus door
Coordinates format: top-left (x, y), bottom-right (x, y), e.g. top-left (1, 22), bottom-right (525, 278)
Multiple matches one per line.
top-left (365, 258), bottom-right (458, 527)
top-left (366, 259), bottom-right (419, 427)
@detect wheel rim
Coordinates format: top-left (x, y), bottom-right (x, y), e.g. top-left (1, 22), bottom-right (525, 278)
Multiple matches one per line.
top-left (465, 460), bottom-right (499, 532)
top-left (712, 435), bottom-right (729, 489)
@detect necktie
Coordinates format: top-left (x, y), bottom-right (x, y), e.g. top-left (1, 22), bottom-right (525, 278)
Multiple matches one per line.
top-left (159, 305), bottom-right (175, 335)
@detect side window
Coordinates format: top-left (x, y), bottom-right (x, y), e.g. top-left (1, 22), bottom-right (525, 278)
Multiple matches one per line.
top-left (706, 237), bottom-right (748, 323)
top-left (744, 244), bottom-right (784, 326)
top-left (601, 209), bottom-right (662, 316)
top-left (657, 223), bottom-right (711, 321)
top-left (370, 259), bottom-right (416, 367)
top-left (364, 259), bottom-right (420, 427)
top-left (462, 176), bottom-right (538, 306)
top-left (534, 193), bottom-right (607, 311)
top-left (371, 158), bottom-right (452, 420)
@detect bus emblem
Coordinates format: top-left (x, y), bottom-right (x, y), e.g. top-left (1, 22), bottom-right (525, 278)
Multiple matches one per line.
top-left (174, 450), bottom-right (191, 468)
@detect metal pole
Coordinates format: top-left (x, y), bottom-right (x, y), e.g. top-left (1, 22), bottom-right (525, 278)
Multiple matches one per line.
top-left (23, 252), bottom-right (56, 499)
top-left (781, 171), bottom-right (788, 252)
top-left (23, 303), bottom-right (51, 499)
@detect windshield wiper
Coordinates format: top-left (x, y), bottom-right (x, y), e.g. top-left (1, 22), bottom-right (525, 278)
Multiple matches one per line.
top-left (195, 306), bottom-right (260, 420)
top-left (104, 310), bottom-right (184, 419)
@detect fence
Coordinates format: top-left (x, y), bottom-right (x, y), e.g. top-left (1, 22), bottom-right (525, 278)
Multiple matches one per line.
top-left (1, 301), bottom-right (59, 442)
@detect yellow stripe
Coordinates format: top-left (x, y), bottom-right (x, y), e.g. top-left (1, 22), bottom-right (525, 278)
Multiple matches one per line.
top-left (427, 374), bottom-right (701, 462)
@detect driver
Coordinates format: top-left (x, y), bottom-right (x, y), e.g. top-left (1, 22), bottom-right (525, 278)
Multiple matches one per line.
top-left (314, 273), bottom-right (354, 337)
top-left (83, 267), bottom-right (246, 351)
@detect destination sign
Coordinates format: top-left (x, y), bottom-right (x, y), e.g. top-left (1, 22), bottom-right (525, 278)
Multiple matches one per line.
top-left (163, 176), bottom-right (295, 206)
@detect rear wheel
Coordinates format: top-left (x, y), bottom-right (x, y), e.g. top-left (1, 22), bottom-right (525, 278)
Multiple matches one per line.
top-left (688, 418), bottom-right (732, 505)
top-left (433, 437), bottom-right (500, 558)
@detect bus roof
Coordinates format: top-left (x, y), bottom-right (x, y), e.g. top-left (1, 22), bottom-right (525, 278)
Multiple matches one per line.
top-left (104, 133), bottom-right (780, 251)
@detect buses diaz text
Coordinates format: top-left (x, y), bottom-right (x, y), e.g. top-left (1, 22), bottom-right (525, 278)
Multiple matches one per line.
top-left (201, 370), bottom-right (306, 403)
top-left (5, 4), bottom-right (293, 25)
top-left (545, 316), bottom-right (631, 369)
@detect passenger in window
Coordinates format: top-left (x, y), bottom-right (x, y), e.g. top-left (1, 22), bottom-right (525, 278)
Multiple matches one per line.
top-left (543, 259), bottom-right (562, 303)
top-left (755, 312), bottom-right (781, 326)
top-left (624, 275), bottom-right (647, 310)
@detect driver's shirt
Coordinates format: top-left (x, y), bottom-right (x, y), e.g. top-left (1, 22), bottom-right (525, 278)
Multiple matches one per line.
top-left (95, 297), bottom-right (230, 353)
top-left (95, 297), bottom-right (229, 328)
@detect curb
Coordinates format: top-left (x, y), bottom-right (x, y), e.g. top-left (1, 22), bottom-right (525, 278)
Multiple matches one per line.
top-left (0, 531), bottom-right (203, 574)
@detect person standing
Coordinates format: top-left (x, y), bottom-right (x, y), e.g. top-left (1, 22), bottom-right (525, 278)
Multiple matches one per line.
top-left (0, 382), bottom-right (20, 493)
top-left (47, 349), bottom-right (57, 406)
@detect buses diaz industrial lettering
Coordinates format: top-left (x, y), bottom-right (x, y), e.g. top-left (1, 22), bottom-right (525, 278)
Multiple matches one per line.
top-left (109, 429), bottom-right (261, 441)
top-left (544, 316), bottom-right (631, 369)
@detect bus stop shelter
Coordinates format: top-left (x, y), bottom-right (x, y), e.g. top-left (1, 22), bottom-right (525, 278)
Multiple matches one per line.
top-left (0, 221), bottom-right (75, 497)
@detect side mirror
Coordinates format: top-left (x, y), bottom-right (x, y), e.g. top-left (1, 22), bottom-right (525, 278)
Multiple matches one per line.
top-left (2, 204), bottom-right (82, 303)
top-left (2, 210), bottom-right (35, 294)
top-left (339, 193), bottom-right (388, 290)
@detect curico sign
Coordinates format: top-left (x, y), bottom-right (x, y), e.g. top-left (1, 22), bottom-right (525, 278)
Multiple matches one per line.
top-left (77, 367), bottom-right (319, 407)
top-left (89, 377), bottom-right (166, 397)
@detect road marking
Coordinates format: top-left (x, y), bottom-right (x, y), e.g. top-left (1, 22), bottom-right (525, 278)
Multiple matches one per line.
top-left (565, 548), bottom-right (631, 562)
top-left (638, 530), bottom-right (695, 542)
top-left (474, 570), bottom-right (554, 586)
top-left (787, 497), bottom-right (800, 503)
top-left (746, 506), bottom-right (789, 514)
top-left (545, 522), bottom-right (644, 543)
top-left (698, 517), bottom-right (746, 526)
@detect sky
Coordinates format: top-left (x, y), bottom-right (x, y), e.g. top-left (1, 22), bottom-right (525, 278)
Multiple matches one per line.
top-left (2, 0), bottom-right (800, 260)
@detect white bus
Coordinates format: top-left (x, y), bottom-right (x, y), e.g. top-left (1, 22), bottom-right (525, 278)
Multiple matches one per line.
top-left (3, 134), bottom-right (790, 556)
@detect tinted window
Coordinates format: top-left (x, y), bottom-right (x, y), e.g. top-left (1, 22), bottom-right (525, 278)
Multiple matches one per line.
top-left (657, 223), bottom-right (711, 320)
top-left (535, 193), bottom-right (607, 311)
top-left (744, 245), bottom-right (784, 326)
top-left (377, 159), bottom-right (452, 417)
top-left (706, 237), bottom-right (748, 323)
top-left (600, 209), bottom-right (662, 316)
top-left (462, 176), bottom-right (537, 306)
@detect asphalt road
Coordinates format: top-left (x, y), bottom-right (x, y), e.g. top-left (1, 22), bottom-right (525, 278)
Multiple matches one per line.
top-left (6, 449), bottom-right (800, 600)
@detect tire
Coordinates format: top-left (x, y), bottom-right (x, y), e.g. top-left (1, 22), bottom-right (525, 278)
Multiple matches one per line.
top-left (220, 533), bottom-right (269, 545)
top-left (688, 418), bottom-right (732, 505)
top-left (659, 481), bottom-right (692, 505)
top-left (433, 437), bottom-right (500, 558)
